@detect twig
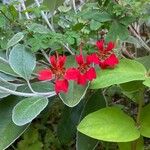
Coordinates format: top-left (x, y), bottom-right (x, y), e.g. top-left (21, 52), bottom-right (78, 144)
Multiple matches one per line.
top-left (34, 0), bottom-right (55, 31)
top-left (20, 0), bottom-right (30, 19)
top-left (41, 50), bottom-right (50, 62)
top-left (0, 56), bottom-right (9, 63)
top-left (0, 85), bottom-right (56, 97)
top-left (72, 0), bottom-right (77, 14)
top-left (129, 25), bottom-right (150, 52)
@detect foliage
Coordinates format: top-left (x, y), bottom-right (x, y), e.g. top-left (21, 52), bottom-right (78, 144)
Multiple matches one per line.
top-left (0, 0), bottom-right (149, 149)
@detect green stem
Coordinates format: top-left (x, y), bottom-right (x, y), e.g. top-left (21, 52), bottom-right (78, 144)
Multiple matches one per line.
top-left (132, 90), bottom-right (144, 150)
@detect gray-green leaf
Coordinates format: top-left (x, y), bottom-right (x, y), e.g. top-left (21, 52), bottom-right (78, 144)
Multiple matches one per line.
top-left (9, 44), bottom-right (36, 80)
top-left (12, 97), bottom-right (49, 126)
top-left (0, 96), bottom-right (28, 150)
top-left (59, 81), bottom-right (89, 107)
top-left (7, 32), bottom-right (24, 49)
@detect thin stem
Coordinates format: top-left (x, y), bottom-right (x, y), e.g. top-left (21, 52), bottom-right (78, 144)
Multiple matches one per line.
top-left (129, 25), bottom-right (150, 53)
top-left (0, 56), bottom-right (9, 63)
top-left (131, 90), bottom-right (144, 150)
top-left (20, 0), bottom-right (30, 19)
top-left (41, 50), bottom-right (50, 62)
top-left (0, 85), bottom-right (56, 97)
top-left (26, 80), bottom-right (36, 93)
top-left (34, 0), bottom-right (55, 31)
top-left (72, 0), bottom-right (77, 14)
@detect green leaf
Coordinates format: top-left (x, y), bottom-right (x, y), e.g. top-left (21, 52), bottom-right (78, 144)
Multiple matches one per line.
top-left (140, 104), bottom-right (150, 138)
top-left (17, 82), bottom-right (54, 93)
top-left (43, 0), bottom-right (64, 12)
top-left (7, 32), bottom-right (24, 49)
top-left (76, 91), bottom-right (106, 150)
top-left (118, 137), bottom-right (144, 150)
top-left (0, 72), bottom-right (17, 81)
top-left (143, 78), bottom-right (150, 87)
top-left (120, 81), bottom-right (144, 102)
top-left (0, 59), bottom-right (18, 77)
top-left (59, 81), bottom-right (89, 107)
top-left (0, 79), bottom-right (17, 98)
top-left (78, 107), bottom-right (140, 142)
top-left (91, 59), bottom-right (146, 89)
top-left (0, 96), bottom-right (28, 150)
top-left (90, 20), bottom-right (102, 30)
top-left (57, 103), bottom-right (83, 144)
top-left (106, 22), bottom-right (129, 42)
top-left (12, 97), bottom-right (49, 126)
top-left (26, 23), bottom-right (50, 34)
top-left (9, 44), bottom-right (36, 80)
top-left (136, 55), bottom-right (150, 71)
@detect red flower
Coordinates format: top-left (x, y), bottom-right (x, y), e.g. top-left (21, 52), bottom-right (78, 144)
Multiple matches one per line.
top-left (95, 39), bottom-right (119, 69)
top-left (65, 54), bottom-right (96, 85)
top-left (38, 55), bottom-right (69, 94)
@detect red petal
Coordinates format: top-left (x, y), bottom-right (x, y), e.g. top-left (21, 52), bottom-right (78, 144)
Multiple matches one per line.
top-left (86, 53), bottom-right (99, 65)
top-left (75, 54), bottom-right (84, 65)
top-left (77, 73), bottom-right (87, 85)
top-left (50, 55), bottom-right (57, 68)
top-left (106, 41), bottom-right (115, 51)
top-left (55, 79), bottom-right (69, 93)
top-left (86, 67), bottom-right (96, 81)
top-left (38, 69), bottom-right (52, 80)
top-left (100, 54), bottom-right (119, 69)
top-left (99, 61), bottom-right (107, 69)
top-left (96, 40), bottom-right (104, 51)
top-left (58, 55), bottom-right (66, 67)
top-left (65, 68), bottom-right (79, 80)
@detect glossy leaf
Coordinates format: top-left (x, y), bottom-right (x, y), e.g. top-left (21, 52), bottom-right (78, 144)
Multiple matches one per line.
top-left (7, 32), bottom-right (24, 49)
top-left (78, 107), bottom-right (140, 142)
top-left (9, 44), bottom-right (36, 80)
top-left (143, 78), bottom-right (150, 87)
top-left (12, 97), bottom-right (49, 126)
top-left (91, 59), bottom-right (146, 89)
top-left (0, 96), bottom-right (28, 150)
top-left (120, 81), bottom-right (144, 102)
top-left (140, 104), bottom-right (150, 138)
top-left (76, 91), bottom-right (106, 150)
top-left (118, 137), bottom-right (144, 150)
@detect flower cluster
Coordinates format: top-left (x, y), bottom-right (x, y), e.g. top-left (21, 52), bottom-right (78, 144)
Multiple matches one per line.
top-left (38, 40), bottom-right (119, 93)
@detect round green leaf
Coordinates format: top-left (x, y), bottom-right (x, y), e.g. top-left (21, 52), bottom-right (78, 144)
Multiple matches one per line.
top-left (7, 32), bottom-right (24, 49)
top-left (59, 81), bottom-right (89, 107)
top-left (78, 107), bottom-right (140, 142)
top-left (91, 59), bottom-right (146, 89)
top-left (0, 96), bottom-right (28, 150)
top-left (140, 104), bottom-right (150, 138)
top-left (9, 44), bottom-right (36, 80)
top-left (12, 97), bottom-right (49, 126)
